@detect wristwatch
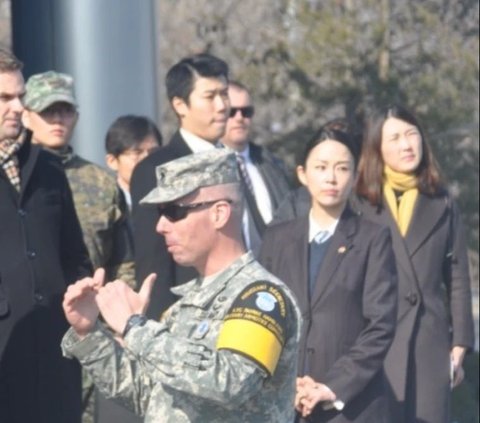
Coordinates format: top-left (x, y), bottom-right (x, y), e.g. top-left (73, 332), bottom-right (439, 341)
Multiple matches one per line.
top-left (122, 314), bottom-right (147, 338)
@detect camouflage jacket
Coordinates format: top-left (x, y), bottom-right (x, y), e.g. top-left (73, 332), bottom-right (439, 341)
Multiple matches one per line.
top-left (53, 146), bottom-right (135, 286)
top-left (62, 252), bottom-right (302, 422)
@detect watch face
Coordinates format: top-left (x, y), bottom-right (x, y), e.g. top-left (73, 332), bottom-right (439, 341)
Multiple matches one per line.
top-left (123, 314), bottom-right (147, 337)
top-left (130, 315), bottom-right (146, 325)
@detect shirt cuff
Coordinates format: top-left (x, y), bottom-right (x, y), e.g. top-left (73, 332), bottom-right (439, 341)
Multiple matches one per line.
top-left (321, 385), bottom-right (345, 411)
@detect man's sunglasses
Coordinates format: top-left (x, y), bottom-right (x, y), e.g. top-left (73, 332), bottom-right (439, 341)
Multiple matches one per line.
top-left (158, 199), bottom-right (233, 222)
top-left (229, 106), bottom-right (255, 119)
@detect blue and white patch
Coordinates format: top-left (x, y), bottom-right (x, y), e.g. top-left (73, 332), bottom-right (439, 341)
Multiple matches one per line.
top-left (255, 292), bottom-right (277, 312)
top-left (195, 320), bottom-right (210, 337)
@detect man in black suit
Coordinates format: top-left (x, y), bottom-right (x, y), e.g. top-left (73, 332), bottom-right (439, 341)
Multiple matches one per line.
top-left (0, 47), bottom-right (91, 423)
top-left (220, 81), bottom-right (291, 254)
top-left (130, 53), bottom-right (230, 319)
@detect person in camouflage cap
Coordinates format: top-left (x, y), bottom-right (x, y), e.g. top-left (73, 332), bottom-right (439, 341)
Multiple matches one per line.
top-left (61, 149), bottom-right (302, 422)
top-left (22, 70), bottom-right (134, 284)
top-left (22, 70), bottom-right (136, 423)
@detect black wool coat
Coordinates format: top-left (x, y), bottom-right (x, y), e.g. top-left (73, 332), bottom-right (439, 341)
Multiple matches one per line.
top-left (0, 133), bottom-right (92, 423)
top-left (354, 193), bottom-right (475, 423)
top-left (259, 207), bottom-right (398, 423)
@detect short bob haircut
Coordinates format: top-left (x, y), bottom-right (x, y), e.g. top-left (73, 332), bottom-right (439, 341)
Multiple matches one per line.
top-left (356, 105), bottom-right (444, 207)
top-left (298, 119), bottom-right (360, 169)
top-left (105, 115), bottom-right (162, 157)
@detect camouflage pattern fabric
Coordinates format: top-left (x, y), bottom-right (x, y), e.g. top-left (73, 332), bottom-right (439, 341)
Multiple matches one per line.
top-left (59, 148), bottom-right (135, 287)
top-left (141, 148), bottom-right (239, 205)
top-left (62, 252), bottom-right (302, 423)
top-left (55, 148), bottom-right (136, 423)
top-left (24, 70), bottom-right (78, 112)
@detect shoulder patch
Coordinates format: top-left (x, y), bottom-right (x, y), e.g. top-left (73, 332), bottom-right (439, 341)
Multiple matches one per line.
top-left (216, 281), bottom-right (288, 376)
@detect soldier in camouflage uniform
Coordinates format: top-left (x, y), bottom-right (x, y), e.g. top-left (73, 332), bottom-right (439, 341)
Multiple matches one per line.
top-left (61, 149), bottom-right (303, 422)
top-left (22, 71), bottom-right (136, 423)
top-left (22, 71), bottom-right (135, 286)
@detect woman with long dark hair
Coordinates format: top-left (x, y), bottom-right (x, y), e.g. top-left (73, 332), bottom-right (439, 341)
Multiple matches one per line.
top-left (260, 125), bottom-right (397, 422)
top-left (356, 105), bottom-right (475, 423)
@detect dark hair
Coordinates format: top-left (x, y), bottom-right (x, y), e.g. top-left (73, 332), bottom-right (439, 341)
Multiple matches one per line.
top-left (165, 53), bottom-right (229, 104)
top-left (105, 115), bottom-right (162, 156)
top-left (299, 121), bottom-right (360, 168)
top-left (356, 105), bottom-right (444, 206)
top-left (0, 47), bottom-right (23, 72)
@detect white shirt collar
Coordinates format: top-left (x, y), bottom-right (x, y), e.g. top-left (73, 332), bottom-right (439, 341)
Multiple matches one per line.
top-left (236, 144), bottom-right (251, 162)
top-left (308, 210), bottom-right (339, 243)
top-left (180, 128), bottom-right (216, 153)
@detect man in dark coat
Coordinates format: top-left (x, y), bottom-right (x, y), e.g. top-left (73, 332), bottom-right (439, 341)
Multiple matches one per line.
top-left (130, 53), bottom-right (230, 320)
top-left (220, 80), bottom-right (291, 254)
top-left (0, 48), bottom-right (92, 423)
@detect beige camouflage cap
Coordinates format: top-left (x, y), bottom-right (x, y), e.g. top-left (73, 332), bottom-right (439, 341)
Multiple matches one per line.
top-left (24, 71), bottom-right (77, 112)
top-left (140, 149), bottom-right (240, 205)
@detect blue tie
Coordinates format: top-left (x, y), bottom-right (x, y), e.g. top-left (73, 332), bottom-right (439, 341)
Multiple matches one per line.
top-left (314, 230), bottom-right (330, 244)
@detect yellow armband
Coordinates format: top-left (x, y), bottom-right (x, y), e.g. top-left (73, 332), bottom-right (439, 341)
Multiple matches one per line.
top-left (216, 281), bottom-right (288, 376)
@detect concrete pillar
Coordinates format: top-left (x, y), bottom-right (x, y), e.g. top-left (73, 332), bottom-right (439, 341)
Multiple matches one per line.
top-left (12, 0), bottom-right (158, 165)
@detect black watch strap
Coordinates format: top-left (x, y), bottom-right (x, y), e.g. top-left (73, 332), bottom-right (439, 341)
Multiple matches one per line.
top-left (122, 314), bottom-right (147, 338)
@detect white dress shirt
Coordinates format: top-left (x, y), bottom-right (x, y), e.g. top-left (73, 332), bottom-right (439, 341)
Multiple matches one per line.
top-left (180, 128), bottom-right (217, 153)
top-left (237, 145), bottom-right (273, 224)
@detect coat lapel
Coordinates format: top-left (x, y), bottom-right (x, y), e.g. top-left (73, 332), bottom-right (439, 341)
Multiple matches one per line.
top-left (355, 196), bottom-right (421, 292)
top-left (283, 218), bottom-right (310, 313)
top-left (404, 193), bottom-right (448, 257)
top-left (310, 208), bottom-right (356, 307)
top-left (169, 131), bottom-right (194, 157)
top-left (18, 133), bottom-right (40, 202)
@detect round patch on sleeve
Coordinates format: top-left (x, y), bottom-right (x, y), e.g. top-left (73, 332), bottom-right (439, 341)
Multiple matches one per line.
top-left (216, 281), bottom-right (288, 376)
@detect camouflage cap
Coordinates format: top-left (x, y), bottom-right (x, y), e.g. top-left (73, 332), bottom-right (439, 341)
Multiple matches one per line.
top-left (24, 71), bottom-right (77, 112)
top-left (140, 149), bottom-right (240, 205)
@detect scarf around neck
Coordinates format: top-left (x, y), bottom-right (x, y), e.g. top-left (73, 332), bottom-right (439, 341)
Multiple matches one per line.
top-left (0, 132), bottom-right (26, 192)
top-left (383, 165), bottom-right (418, 237)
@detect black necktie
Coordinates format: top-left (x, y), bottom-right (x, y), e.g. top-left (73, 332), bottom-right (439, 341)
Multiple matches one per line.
top-left (236, 153), bottom-right (266, 238)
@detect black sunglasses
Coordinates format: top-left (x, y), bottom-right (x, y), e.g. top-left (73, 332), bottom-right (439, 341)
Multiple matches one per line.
top-left (229, 106), bottom-right (255, 119)
top-left (158, 199), bottom-right (233, 222)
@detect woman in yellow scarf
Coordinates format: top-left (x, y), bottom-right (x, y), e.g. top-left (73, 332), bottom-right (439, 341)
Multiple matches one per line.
top-left (355, 105), bottom-right (475, 423)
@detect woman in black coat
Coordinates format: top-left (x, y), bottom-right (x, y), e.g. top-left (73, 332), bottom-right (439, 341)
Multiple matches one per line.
top-left (259, 126), bottom-right (397, 422)
top-left (355, 105), bottom-right (475, 423)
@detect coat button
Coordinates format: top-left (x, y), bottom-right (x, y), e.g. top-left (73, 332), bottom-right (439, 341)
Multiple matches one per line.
top-left (18, 208), bottom-right (27, 217)
top-left (27, 251), bottom-right (36, 259)
top-left (34, 292), bottom-right (44, 302)
top-left (406, 292), bottom-right (418, 305)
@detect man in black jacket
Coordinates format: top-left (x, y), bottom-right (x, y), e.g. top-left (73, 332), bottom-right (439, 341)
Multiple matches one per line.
top-left (0, 47), bottom-right (92, 423)
top-left (130, 53), bottom-right (230, 320)
top-left (220, 80), bottom-right (291, 254)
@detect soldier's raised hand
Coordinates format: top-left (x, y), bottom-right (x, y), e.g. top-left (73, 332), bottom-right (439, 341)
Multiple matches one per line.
top-left (63, 268), bottom-right (105, 338)
top-left (95, 273), bottom-right (156, 336)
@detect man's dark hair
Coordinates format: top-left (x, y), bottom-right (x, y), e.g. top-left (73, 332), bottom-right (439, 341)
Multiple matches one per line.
top-left (105, 115), bottom-right (162, 156)
top-left (165, 53), bottom-right (228, 105)
top-left (0, 47), bottom-right (23, 73)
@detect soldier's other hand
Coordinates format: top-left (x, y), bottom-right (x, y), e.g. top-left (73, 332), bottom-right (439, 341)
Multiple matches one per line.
top-left (95, 273), bottom-right (156, 335)
top-left (138, 273), bottom-right (157, 314)
top-left (63, 268), bottom-right (105, 338)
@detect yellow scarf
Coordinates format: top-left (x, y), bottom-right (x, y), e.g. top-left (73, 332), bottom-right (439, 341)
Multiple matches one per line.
top-left (383, 166), bottom-right (418, 237)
